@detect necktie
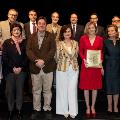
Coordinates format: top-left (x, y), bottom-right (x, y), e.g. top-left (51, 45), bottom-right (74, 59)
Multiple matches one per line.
top-left (32, 22), bottom-right (36, 33)
top-left (72, 24), bottom-right (76, 39)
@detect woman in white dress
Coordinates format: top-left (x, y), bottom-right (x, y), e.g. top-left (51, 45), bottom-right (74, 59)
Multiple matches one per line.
top-left (56, 25), bottom-right (79, 119)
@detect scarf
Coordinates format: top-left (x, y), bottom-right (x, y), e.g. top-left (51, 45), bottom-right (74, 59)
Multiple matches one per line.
top-left (11, 35), bottom-right (22, 55)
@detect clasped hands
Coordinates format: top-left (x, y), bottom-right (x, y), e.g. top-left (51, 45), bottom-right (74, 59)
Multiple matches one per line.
top-left (13, 67), bottom-right (22, 74)
top-left (35, 59), bottom-right (45, 69)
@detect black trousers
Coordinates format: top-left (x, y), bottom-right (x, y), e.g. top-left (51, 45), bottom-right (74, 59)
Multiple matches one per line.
top-left (5, 72), bottom-right (25, 111)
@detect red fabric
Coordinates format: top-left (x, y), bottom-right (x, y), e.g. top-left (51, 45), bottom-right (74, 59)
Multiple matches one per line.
top-left (32, 22), bottom-right (36, 33)
top-left (79, 35), bottom-right (103, 90)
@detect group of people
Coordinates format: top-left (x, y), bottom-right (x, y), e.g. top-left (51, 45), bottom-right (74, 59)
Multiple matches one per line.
top-left (0, 8), bottom-right (120, 120)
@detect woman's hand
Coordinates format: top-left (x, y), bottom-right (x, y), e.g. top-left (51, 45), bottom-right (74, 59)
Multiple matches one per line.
top-left (84, 59), bottom-right (88, 68)
top-left (101, 67), bottom-right (104, 76)
top-left (13, 67), bottom-right (22, 74)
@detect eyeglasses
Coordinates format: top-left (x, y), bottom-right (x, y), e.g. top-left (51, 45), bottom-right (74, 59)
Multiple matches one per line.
top-left (112, 20), bottom-right (120, 22)
top-left (9, 14), bottom-right (17, 17)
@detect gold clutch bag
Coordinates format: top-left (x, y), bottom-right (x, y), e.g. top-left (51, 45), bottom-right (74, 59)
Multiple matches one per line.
top-left (86, 50), bottom-right (101, 68)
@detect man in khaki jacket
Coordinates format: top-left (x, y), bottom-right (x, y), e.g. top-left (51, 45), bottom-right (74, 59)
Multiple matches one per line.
top-left (0, 9), bottom-right (25, 44)
top-left (26, 16), bottom-right (56, 120)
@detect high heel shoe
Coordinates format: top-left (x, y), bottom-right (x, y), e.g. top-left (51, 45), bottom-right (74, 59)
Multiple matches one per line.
top-left (91, 107), bottom-right (96, 118)
top-left (85, 108), bottom-right (91, 118)
top-left (85, 112), bottom-right (91, 118)
top-left (91, 111), bottom-right (96, 118)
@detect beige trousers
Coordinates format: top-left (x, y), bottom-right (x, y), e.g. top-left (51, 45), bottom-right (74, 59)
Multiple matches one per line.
top-left (31, 70), bottom-right (53, 111)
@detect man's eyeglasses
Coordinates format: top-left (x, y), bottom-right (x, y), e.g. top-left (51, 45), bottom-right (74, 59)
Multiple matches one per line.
top-left (9, 14), bottom-right (17, 17)
top-left (112, 20), bottom-right (120, 22)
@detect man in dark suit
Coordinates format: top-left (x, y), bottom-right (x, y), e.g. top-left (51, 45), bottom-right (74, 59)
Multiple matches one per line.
top-left (26, 16), bottom-right (56, 120)
top-left (68, 13), bottom-right (84, 67)
top-left (68, 13), bottom-right (84, 42)
top-left (24, 10), bottom-right (37, 98)
top-left (112, 15), bottom-right (120, 38)
top-left (90, 13), bottom-right (106, 39)
top-left (24, 9), bottom-right (37, 40)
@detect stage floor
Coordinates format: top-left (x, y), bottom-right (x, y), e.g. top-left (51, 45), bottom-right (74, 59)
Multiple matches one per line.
top-left (0, 90), bottom-right (120, 120)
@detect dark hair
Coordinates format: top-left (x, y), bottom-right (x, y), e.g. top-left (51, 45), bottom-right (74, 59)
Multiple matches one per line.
top-left (10, 23), bottom-right (22, 34)
top-left (90, 12), bottom-right (98, 18)
top-left (59, 25), bottom-right (73, 41)
top-left (106, 24), bottom-right (119, 39)
top-left (29, 9), bottom-right (37, 14)
top-left (36, 16), bottom-right (47, 24)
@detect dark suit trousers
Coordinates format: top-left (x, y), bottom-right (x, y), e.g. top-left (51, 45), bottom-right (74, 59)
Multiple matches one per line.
top-left (5, 72), bottom-right (25, 111)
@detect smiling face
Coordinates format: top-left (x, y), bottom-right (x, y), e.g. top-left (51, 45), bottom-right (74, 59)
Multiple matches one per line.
top-left (90, 14), bottom-right (98, 24)
top-left (70, 13), bottom-right (78, 24)
top-left (63, 27), bottom-right (72, 39)
top-left (107, 26), bottom-right (118, 39)
top-left (11, 27), bottom-right (21, 37)
top-left (29, 10), bottom-right (37, 22)
top-left (88, 24), bottom-right (96, 35)
top-left (51, 12), bottom-right (59, 24)
top-left (37, 18), bottom-right (46, 32)
top-left (8, 9), bottom-right (18, 23)
top-left (112, 16), bottom-right (120, 26)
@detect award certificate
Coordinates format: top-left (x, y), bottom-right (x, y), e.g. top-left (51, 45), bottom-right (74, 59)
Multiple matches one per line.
top-left (86, 50), bottom-right (101, 68)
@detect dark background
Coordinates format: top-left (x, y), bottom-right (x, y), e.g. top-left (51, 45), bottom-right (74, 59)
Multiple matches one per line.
top-left (0, 0), bottom-right (120, 28)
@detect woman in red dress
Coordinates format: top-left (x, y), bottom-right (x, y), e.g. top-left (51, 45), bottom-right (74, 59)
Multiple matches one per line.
top-left (79, 22), bottom-right (103, 117)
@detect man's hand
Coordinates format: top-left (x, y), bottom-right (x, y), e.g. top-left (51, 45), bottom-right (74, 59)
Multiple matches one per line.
top-left (35, 59), bottom-right (45, 68)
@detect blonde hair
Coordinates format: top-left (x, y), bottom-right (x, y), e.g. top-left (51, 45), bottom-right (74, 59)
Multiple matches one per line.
top-left (84, 22), bottom-right (97, 35)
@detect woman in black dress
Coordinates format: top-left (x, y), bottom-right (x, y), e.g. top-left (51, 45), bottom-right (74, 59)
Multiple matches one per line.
top-left (103, 24), bottom-right (120, 114)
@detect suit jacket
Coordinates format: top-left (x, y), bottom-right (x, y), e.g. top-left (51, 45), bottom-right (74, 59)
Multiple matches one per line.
top-left (26, 31), bottom-right (56, 74)
top-left (2, 38), bottom-right (27, 75)
top-left (67, 24), bottom-right (84, 42)
top-left (0, 20), bottom-right (26, 44)
top-left (96, 25), bottom-right (106, 39)
top-left (46, 23), bottom-right (61, 42)
top-left (56, 40), bottom-right (79, 72)
top-left (24, 22), bottom-right (31, 40)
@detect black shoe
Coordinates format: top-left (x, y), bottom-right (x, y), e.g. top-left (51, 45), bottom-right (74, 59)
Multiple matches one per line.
top-left (44, 111), bottom-right (53, 119)
top-left (30, 110), bottom-right (40, 120)
top-left (107, 111), bottom-right (112, 115)
top-left (16, 110), bottom-right (22, 120)
top-left (8, 111), bottom-right (14, 120)
top-left (113, 112), bottom-right (119, 117)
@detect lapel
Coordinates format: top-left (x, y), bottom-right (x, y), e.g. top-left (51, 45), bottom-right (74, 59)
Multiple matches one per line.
top-left (5, 20), bottom-right (11, 36)
top-left (61, 41), bottom-right (76, 58)
top-left (27, 22), bottom-right (31, 35)
top-left (40, 32), bottom-right (48, 49)
top-left (48, 24), bottom-right (53, 33)
top-left (34, 31), bottom-right (49, 50)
